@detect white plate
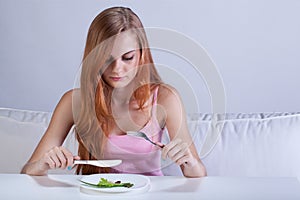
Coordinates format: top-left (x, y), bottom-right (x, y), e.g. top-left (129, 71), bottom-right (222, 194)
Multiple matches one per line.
top-left (79, 173), bottom-right (150, 193)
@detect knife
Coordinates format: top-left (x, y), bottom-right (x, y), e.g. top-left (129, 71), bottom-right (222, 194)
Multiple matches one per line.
top-left (74, 159), bottom-right (122, 167)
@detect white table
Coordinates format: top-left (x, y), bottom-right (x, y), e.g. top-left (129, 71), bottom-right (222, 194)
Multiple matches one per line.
top-left (1, 174), bottom-right (300, 200)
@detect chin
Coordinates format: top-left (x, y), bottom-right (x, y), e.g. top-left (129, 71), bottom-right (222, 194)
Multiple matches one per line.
top-left (110, 83), bottom-right (129, 89)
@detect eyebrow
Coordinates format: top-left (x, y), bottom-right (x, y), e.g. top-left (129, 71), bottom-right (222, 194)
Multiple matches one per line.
top-left (122, 50), bottom-right (135, 56)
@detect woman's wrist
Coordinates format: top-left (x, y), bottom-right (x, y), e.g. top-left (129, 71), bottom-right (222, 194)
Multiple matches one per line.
top-left (21, 161), bottom-right (48, 176)
top-left (182, 159), bottom-right (207, 178)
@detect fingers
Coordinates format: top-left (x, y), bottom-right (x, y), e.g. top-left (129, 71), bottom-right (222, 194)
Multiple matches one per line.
top-left (155, 142), bottom-right (165, 148)
top-left (61, 147), bottom-right (74, 169)
top-left (162, 138), bottom-right (193, 166)
top-left (73, 155), bottom-right (81, 160)
top-left (43, 153), bottom-right (56, 169)
top-left (162, 138), bottom-right (185, 159)
top-left (42, 146), bottom-right (75, 170)
top-left (161, 139), bottom-right (177, 159)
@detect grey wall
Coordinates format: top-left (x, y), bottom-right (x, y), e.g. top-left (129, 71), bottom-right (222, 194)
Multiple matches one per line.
top-left (1, 0), bottom-right (300, 113)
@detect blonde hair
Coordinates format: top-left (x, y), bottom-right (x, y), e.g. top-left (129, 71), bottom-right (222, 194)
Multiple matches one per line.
top-left (74, 7), bottom-right (162, 174)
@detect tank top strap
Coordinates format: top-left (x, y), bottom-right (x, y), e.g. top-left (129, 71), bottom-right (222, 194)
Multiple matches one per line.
top-left (151, 86), bottom-right (159, 117)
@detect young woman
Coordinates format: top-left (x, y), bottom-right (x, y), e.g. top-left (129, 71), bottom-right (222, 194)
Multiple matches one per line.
top-left (21, 6), bottom-right (206, 177)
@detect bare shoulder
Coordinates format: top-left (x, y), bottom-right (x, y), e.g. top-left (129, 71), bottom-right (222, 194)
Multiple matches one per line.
top-left (155, 84), bottom-right (188, 137)
top-left (157, 84), bottom-right (182, 106)
top-left (55, 90), bottom-right (72, 111)
top-left (156, 84), bottom-right (185, 123)
top-left (57, 89), bottom-right (80, 108)
top-left (51, 89), bottom-right (79, 125)
top-left (60, 89), bottom-right (75, 102)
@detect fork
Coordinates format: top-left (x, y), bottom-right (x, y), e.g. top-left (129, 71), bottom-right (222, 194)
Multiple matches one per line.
top-left (126, 131), bottom-right (165, 148)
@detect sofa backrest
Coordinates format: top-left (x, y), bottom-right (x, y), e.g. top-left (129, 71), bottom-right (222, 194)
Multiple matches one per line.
top-left (1, 108), bottom-right (300, 177)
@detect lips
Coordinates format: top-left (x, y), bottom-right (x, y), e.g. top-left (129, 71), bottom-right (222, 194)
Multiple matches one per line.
top-left (110, 76), bottom-right (123, 81)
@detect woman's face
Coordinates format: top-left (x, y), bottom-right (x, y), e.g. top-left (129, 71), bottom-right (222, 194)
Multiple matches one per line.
top-left (102, 32), bottom-right (141, 88)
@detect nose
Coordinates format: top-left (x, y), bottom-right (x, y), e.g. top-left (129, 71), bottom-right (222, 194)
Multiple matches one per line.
top-left (111, 58), bottom-right (124, 73)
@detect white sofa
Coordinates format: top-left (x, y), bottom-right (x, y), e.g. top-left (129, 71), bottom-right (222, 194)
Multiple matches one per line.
top-left (1, 107), bottom-right (300, 177)
top-left (0, 108), bottom-right (78, 174)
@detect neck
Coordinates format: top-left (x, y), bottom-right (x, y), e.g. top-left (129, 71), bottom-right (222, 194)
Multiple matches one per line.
top-left (111, 85), bottom-right (135, 106)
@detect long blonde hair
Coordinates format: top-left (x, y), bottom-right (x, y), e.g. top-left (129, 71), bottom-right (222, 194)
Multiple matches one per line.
top-left (74, 7), bottom-right (162, 174)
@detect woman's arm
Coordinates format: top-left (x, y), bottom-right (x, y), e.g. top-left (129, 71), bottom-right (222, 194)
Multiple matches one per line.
top-left (21, 90), bottom-right (79, 175)
top-left (157, 85), bottom-right (207, 178)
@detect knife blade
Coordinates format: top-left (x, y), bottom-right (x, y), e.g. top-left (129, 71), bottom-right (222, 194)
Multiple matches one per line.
top-left (74, 159), bottom-right (122, 167)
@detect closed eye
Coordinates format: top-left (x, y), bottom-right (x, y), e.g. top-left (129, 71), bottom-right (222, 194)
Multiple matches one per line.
top-left (122, 56), bottom-right (134, 61)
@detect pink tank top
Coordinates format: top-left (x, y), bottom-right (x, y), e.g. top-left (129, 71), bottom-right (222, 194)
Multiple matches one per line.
top-left (103, 87), bottom-right (164, 176)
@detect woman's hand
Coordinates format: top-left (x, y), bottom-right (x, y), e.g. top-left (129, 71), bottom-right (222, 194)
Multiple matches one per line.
top-left (38, 146), bottom-right (80, 171)
top-left (161, 138), bottom-right (206, 177)
top-left (22, 146), bottom-right (80, 175)
top-left (161, 138), bottom-right (197, 167)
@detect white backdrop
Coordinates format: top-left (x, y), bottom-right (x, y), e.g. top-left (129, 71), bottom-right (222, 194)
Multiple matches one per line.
top-left (1, 0), bottom-right (300, 113)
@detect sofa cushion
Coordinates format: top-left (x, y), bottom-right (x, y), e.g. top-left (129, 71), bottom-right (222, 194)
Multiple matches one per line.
top-left (195, 113), bottom-right (300, 177)
top-left (0, 108), bottom-right (77, 173)
top-left (0, 112), bottom-right (48, 173)
top-left (162, 113), bottom-right (300, 177)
